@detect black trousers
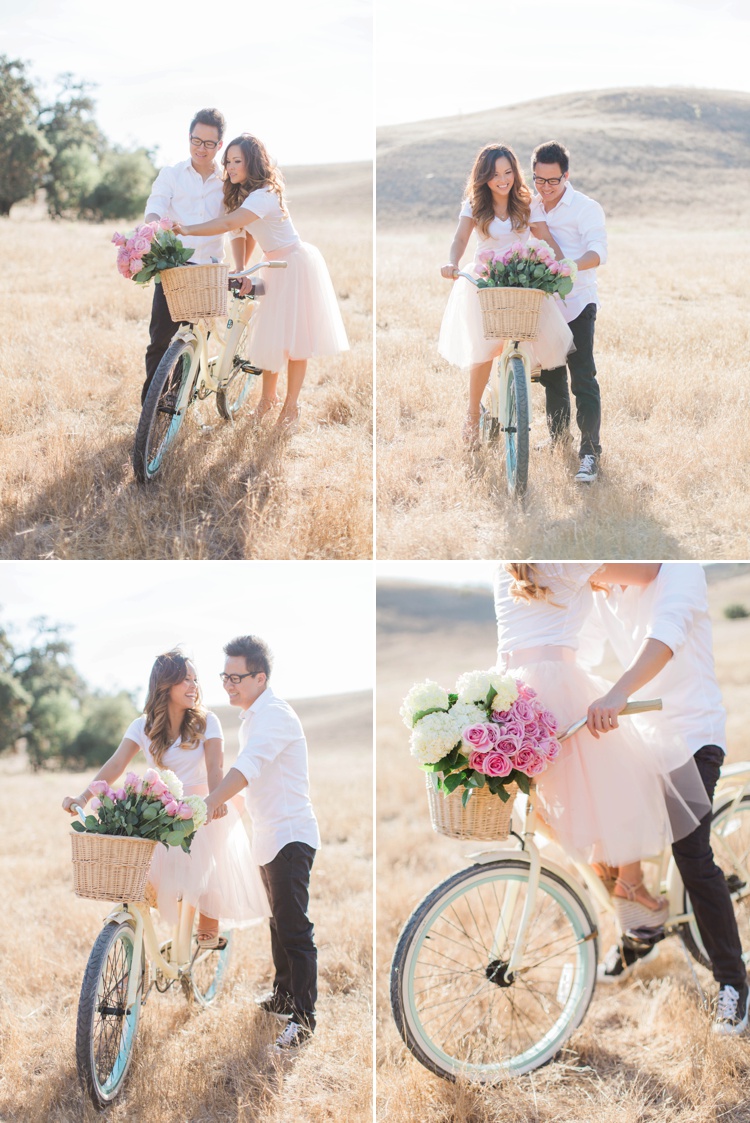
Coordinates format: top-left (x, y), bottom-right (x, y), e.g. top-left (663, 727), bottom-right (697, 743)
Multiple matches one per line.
top-left (539, 302), bottom-right (601, 458)
top-left (259, 841), bottom-right (317, 1029)
top-left (672, 745), bottom-right (746, 989)
top-left (143, 282), bottom-right (175, 405)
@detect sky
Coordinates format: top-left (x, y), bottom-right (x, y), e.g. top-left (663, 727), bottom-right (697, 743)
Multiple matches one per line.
top-left (3, 0), bottom-right (372, 168)
top-left (0, 561), bottom-right (374, 707)
top-left (376, 0), bottom-right (750, 126)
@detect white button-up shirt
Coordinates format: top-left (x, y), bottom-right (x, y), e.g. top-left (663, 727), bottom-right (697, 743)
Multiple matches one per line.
top-left (233, 686), bottom-right (321, 866)
top-left (530, 182), bottom-right (608, 323)
top-left (145, 158), bottom-right (226, 265)
top-left (591, 563), bottom-right (727, 755)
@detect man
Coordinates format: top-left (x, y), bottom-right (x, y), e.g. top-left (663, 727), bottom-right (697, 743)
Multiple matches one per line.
top-left (530, 141), bottom-right (607, 483)
top-left (586, 563), bottom-right (748, 1035)
top-left (141, 107), bottom-right (227, 404)
top-left (204, 635), bottom-right (320, 1052)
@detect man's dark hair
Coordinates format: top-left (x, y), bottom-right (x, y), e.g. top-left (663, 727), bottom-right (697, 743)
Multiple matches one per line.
top-left (190, 108), bottom-right (226, 140)
top-left (531, 141), bottom-right (570, 174)
top-left (224, 635), bottom-right (273, 677)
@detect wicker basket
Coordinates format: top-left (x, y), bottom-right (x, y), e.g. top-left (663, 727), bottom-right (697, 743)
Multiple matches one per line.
top-left (160, 264), bottom-right (229, 323)
top-left (426, 777), bottom-right (519, 841)
top-left (477, 286), bottom-right (544, 341)
top-left (71, 832), bottom-right (157, 902)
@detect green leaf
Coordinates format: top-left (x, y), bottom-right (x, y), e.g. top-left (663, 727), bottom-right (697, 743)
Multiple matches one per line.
top-left (442, 772), bottom-right (465, 794)
top-left (165, 830), bottom-right (184, 846)
top-left (71, 821), bottom-right (85, 833)
top-left (448, 693), bottom-right (458, 705)
top-left (85, 814), bottom-right (99, 830)
top-left (473, 771), bottom-right (486, 788)
top-left (513, 771), bottom-right (531, 795)
top-left (461, 787), bottom-right (473, 807)
top-left (142, 804), bottom-right (159, 820)
top-left (412, 706), bottom-right (450, 725)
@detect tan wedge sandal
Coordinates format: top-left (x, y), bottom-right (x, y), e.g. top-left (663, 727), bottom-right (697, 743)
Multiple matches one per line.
top-left (613, 876), bottom-right (669, 930)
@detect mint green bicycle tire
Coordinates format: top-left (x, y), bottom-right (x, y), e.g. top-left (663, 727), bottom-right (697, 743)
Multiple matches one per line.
top-left (391, 859), bottom-right (598, 1080)
top-left (76, 919), bottom-right (143, 1108)
top-left (133, 337), bottom-right (196, 483)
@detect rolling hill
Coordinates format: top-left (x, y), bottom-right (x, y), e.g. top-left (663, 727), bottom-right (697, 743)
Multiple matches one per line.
top-left (376, 87), bottom-right (750, 224)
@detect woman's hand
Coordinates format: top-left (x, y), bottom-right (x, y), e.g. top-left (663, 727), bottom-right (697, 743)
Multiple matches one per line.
top-left (172, 220), bottom-right (189, 236)
top-left (212, 803), bottom-right (228, 820)
top-left (62, 793), bottom-right (89, 815)
top-left (530, 220), bottom-right (552, 239)
top-left (440, 264), bottom-right (459, 280)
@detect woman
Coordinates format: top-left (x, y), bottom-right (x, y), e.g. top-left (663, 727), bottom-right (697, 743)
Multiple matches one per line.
top-left (494, 563), bottom-right (710, 928)
top-left (173, 133), bottom-right (349, 428)
top-left (63, 650), bottom-right (269, 944)
top-left (439, 144), bottom-right (574, 441)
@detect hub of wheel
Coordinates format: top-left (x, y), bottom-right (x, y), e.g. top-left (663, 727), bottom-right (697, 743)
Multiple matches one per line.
top-left (485, 958), bottom-right (515, 987)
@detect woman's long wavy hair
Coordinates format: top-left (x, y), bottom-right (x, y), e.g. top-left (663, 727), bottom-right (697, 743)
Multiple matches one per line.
top-left (222, 133), bottom-right (287, 215)
top-left (465, 144), bottom-right (531, 237)
top-left (505, 564), bottom-right (609, 603)
top-left (143, 651), bottom-right (207, 767)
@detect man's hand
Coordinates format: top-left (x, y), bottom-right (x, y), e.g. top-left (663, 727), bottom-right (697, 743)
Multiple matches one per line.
top-left (586, 685), bottom-right (629, 739)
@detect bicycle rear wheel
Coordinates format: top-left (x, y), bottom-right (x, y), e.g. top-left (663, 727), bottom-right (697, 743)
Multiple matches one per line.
top-left (76, 919), bottom-right (144, 1109)
top-left (189, 918), bottom-right (233, 1007)
top-left (133, 337), bottom-right (196, 483)
top-left (504, 355), bottom-right (530, 498)
top-left (391, 859), bottom-right (598, 1081)
top-left (680, 795), bottom-right (750, 968)
top-left (216, 321), bottom-right (262, 421)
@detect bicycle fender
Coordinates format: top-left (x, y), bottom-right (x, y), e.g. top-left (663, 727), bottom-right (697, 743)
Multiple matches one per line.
top-left (174, 326), bottom-right (196, 345)
top-left (103, 905), bottom-right (133, 926)
top-left (465, 849), bottom-right (599, 925)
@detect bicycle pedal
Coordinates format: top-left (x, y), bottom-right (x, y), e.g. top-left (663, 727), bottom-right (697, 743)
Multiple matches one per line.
top-left (623, 925), bottom-right (667, 950)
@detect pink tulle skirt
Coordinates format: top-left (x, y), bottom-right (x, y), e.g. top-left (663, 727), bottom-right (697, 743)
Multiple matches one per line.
top-left (438, 263), bottom-right (574, 370)
top-left (247, 241), bottom-right (350, 371)
top-left (505, 653), bottom-right (710, 867)
top-left (147, 785), bottom-right (270, 929)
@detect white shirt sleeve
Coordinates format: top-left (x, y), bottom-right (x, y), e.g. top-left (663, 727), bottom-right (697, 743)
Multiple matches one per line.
top-left (459, 198), bottom-right (473, 219)
top-left (204, 711), bottom-right (223, 741)
top-left (644, 563), bottom-right (706, 656)
top-left (239, 187), bottom-right (277, 219)
top-left (145, 166), bottom-right (175, 218)
top-left (123, 715), bottom-right (147, 748)
top-left (233, 704), bottom-right (303, 784)
top-left (577, 197), bottom-right (608, 265)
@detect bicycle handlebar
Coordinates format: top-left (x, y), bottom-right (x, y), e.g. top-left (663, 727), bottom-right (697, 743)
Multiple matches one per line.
top-left (228, 260), bottom-right (288, 278)
top-left (71, 802), bottom-right (88, 826)
top-left (557, 698), bottom-right (663, 743)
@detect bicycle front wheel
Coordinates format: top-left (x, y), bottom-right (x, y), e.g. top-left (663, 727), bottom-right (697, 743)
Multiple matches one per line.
top-left (504, 355), bottom-right (530, 498)
top-left (681, 795), bottom-right (750, 968)
top-left (391, 859), bottom-right (598, 1081)
top-left (133, 337), bottom-right (196, 483)
top-left (76, 919), bottom-right (144, 1109)
top-left (189, 918), bottom-right (233, 1007)
top-left (216, 321), bottom-right (262, 421)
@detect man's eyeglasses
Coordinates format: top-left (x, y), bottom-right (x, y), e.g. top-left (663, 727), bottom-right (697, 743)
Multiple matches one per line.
top-left (190, 136), bottom-right (219, 150)
top-left (533, 175), bottom-right (564, 186)
top-left (220, 671), bottom-right (261, 685)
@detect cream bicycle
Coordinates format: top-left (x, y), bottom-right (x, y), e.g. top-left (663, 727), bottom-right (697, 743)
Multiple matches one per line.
top-left (70, 803), bottom-right (232, 1109)
top-left (455, 273), bottom-right (543, 499)
top-left (133, 260), bottom-right (287, 483)
top-left (391, 703), bottom-right (750, 1081)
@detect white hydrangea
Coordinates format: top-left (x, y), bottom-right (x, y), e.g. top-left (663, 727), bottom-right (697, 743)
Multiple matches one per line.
top-left (159, 769), bottom-right (184, 800)
top-left (451, 701), bottom-right (486, 729)
top-left (455, 670), bottom-right (518, 710)
top-left (410, 710), bottom-right (464, 765)
top-left (183, 794), bottom-right (207, 830)
top-left (400, 680), bottom-right (451, 729)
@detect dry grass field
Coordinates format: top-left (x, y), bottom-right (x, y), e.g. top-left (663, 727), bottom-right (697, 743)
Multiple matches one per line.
top-left (0, 162), bottom-right (372, 560)
top-left (0, 690), bottom-right (373, 1123)
top-left (376, 571), bottom-right (750, 1123)
top-left (376, 89), bottom-right (750, 560)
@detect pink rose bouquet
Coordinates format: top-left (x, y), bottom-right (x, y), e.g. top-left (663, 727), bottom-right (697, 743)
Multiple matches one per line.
top-left (71, 768), bottom-right (207, 853)
top-left (403, 669), bottom-right (561, 807)
top-left (475, 240), bottom-right (578, 300)
top-left (112, 218), bottom-right (195, 286)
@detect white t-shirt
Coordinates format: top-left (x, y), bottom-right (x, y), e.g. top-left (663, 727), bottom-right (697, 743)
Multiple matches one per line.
top-left (233, 187), bottom-right (300, 252)
top-left (459, 198), bottom-right (529, 253)
top-left (124, 710), bottom-right (223, 789)
top-left (494, 563), bottom-right (603, 657)
top-left (232, 686), bottom-right (321, 866)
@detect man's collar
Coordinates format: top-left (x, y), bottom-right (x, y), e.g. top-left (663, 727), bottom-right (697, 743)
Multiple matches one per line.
top-left (239, 684), bottom-right (274, 721)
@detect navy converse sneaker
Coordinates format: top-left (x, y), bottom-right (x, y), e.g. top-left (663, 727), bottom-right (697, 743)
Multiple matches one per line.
top-left (597, 941), bottom-right (660, 984)
top-left (272, 1020), bottom-right (313, 1053)
top-left (713, 982), bottom-right (750, 1035)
